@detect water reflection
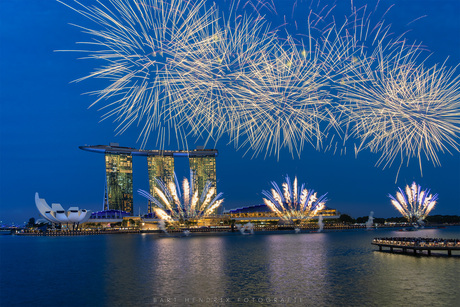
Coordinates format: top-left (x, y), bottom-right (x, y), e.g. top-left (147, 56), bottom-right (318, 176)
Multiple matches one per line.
top-left (322, 228), bottom-right (460, 306)
top-left (104, 235), bottom-right (148, 305)
top-left (267, 233), bottom-right (329, 305)
top-left (369, 228), bottom-right (460, 307)
top-left (370, 253), bottom-right (460, 306)
top-left (4, 228), bottom-right (458, 306)
top-left (100, 229), bottom-right (459, 306)
top-left (149, 236), bottom-right (227, 302)
top-left (222, 235), bottom-right (273, 300)
top-left (323, 230), bottom-right (384, 306)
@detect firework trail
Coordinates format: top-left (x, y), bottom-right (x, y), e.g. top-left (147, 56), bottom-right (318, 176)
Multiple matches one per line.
top-left (262, 175), bottom-right (327, 222)
top-left (310, 1), bottom-right (460, 176)
top-left (389, 181), bottom-right (438, 224)
top-left (58, 0), bottom-right (220, 149)
top-left (169, 9), bottom-right (279, 146)
top-left (60, 0), bottom-right (460, 169)
top-left (176, 5), bottom-right (354, 158)
top-left (337, 57), bottom-right (460, 174)
top-left (59, 0), bottom-right (351, 157)
top-left (318, 2), bottom-right (426, 153)
top-left (228, 37), bottom-right (336, 158)
top-left (138, 171), bottom-right (224, 221)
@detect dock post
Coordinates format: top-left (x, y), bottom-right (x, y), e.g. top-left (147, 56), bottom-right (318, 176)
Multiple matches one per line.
top-left (379, 246), bottom-right (382, 251)
top-left (413, 249), bottom-right (417, 255)
top-left (390, 247), bottom-right (393, 252)
top-left (427, 250), bottom-right (431, 256)
top-left (448, 250), bottom-right (452, 257)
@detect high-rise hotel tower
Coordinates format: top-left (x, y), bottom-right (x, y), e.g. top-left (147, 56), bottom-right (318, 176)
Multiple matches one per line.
top-left (147, 155), bottom-right (174, 213)
top-left (80, 143), bottom-right (218, 215)
top-left (189, 154), bottom-right (217, 199)
top-left (105, 153), bottom-right (133, 213)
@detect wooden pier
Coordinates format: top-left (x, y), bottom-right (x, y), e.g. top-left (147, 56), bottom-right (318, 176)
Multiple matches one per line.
top-left (372, 237), bottom-right (460, 256)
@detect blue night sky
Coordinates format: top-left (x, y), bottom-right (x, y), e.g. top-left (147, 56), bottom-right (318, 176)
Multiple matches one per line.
top-left (1, 0), bottom-right (459, 225)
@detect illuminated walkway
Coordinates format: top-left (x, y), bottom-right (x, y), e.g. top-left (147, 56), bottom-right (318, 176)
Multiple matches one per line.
top-left (372, 237), bottom-right (460, 256)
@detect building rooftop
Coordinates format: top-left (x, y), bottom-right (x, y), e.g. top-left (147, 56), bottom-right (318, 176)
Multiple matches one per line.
top-left (80, 143), bottom-right (218, 157)
top-left (227, 204), bottom-right (337, 214)
top-left (90, 209), bottom-right (132, 219)
top-left (228, 204), bottom-right (273, 213)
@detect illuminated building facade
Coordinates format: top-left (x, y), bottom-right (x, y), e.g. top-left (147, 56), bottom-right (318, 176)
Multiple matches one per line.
top-left (80, 144), bottom-right (218, 215)
top-left (105, 153), bottom-right (133, 213)
top-left (147, 155), bottom-right (174, 213)
top-left (227, 204), bottom-right (340, 221)
top-left (189, 153), bottom-right (217, 201)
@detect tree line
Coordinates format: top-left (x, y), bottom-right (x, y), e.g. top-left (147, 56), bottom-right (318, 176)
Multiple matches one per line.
top-left (335, 214), bottom-right (460, 225)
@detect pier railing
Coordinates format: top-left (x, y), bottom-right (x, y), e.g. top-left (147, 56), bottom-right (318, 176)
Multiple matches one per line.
top-left (372, 237), bottom-right (460, 256)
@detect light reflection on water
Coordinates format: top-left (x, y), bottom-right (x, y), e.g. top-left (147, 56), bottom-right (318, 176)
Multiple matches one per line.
top-left (267, 233), bottom-right (329, 305)
top-left (1, 228), bottom-right (459, 306)
top-left (149, 236), bottom-right (227, 300)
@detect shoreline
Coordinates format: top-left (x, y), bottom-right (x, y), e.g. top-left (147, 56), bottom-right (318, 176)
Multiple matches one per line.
top-left (11, 224), bottom-right (459, 237)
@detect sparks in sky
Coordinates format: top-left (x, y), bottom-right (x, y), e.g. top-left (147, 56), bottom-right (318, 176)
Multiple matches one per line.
top-left (316, 1), bottom-right (460, 175)
top-left (58, 0), bottom-right (348, 157)
top-left (58, 0), bottom-right (220, 149)
top-left (262, 175), bottom-right (327, 222)
top-left (227, 37), bottom-right (335, 158)
top-left (60, 0), bottom-right (460, 173)
top-left (388, 181), bottom-right (438, 224)
top-left (138, 171), bottom-right (223, 221)
top-left (169, 10), bottom-right (279, 147)
top-left (337, 59), bottom-right (460, 174)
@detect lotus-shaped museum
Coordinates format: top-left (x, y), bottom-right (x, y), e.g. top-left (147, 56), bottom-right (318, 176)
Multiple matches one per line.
top-left (35, 192), bottom-right (91, 224)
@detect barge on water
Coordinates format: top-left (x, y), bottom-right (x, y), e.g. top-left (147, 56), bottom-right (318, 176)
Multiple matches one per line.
top-left (372, 237), bottom-right (460, 257)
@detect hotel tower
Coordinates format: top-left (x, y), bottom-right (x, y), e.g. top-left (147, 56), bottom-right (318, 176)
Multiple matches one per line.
top-left (80, 143), bottom-right (218, 215)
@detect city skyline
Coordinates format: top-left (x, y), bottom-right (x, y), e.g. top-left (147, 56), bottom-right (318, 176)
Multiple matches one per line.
top-left (1, 0), bottom-right (459, 224)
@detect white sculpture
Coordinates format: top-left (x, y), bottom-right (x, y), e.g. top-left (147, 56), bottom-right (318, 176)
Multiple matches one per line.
top-left (35, 193), bottom-right (91, 225)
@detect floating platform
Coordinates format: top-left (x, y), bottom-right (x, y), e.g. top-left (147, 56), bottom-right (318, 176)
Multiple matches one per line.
top-left (372, 237), bottom-right (460, 256)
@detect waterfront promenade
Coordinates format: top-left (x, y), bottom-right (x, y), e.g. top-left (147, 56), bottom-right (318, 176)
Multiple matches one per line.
top-left (17, 229), bottom-right (140, 236)
top-left (13, 225), bottom-right (460, 238)
top-left (14, 224), bottom-right (375, 236)
top-left (372, 237), bottom-right (460, 256)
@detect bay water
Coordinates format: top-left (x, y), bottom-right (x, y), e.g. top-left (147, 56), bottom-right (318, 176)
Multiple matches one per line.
top-left (1, 227), bottom-right (459, 306)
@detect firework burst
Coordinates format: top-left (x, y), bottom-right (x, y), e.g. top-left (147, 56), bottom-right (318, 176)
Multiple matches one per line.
top-left (59, 0), bottom-right (353, 157)
top-left (389, 182), bottom-right (438, 224)
top-left (321, 1), bottom-right (460, 173)
top-left (59, 0), bottom-right (219, 148)
top-left (262, 175), bottom-right (327, 222)
top-left (60, 0), bottom-right (459, 165)
top-left (169, 10), bottom-right (279, 145)
top-left (138, 171), bottom-right (223, 221)
top-left (337, 58), bottom-right (460, 172)
top-left (319, 2), bottom-right (427, 154)
top-left (231, 37), bottom-right (337, 158)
